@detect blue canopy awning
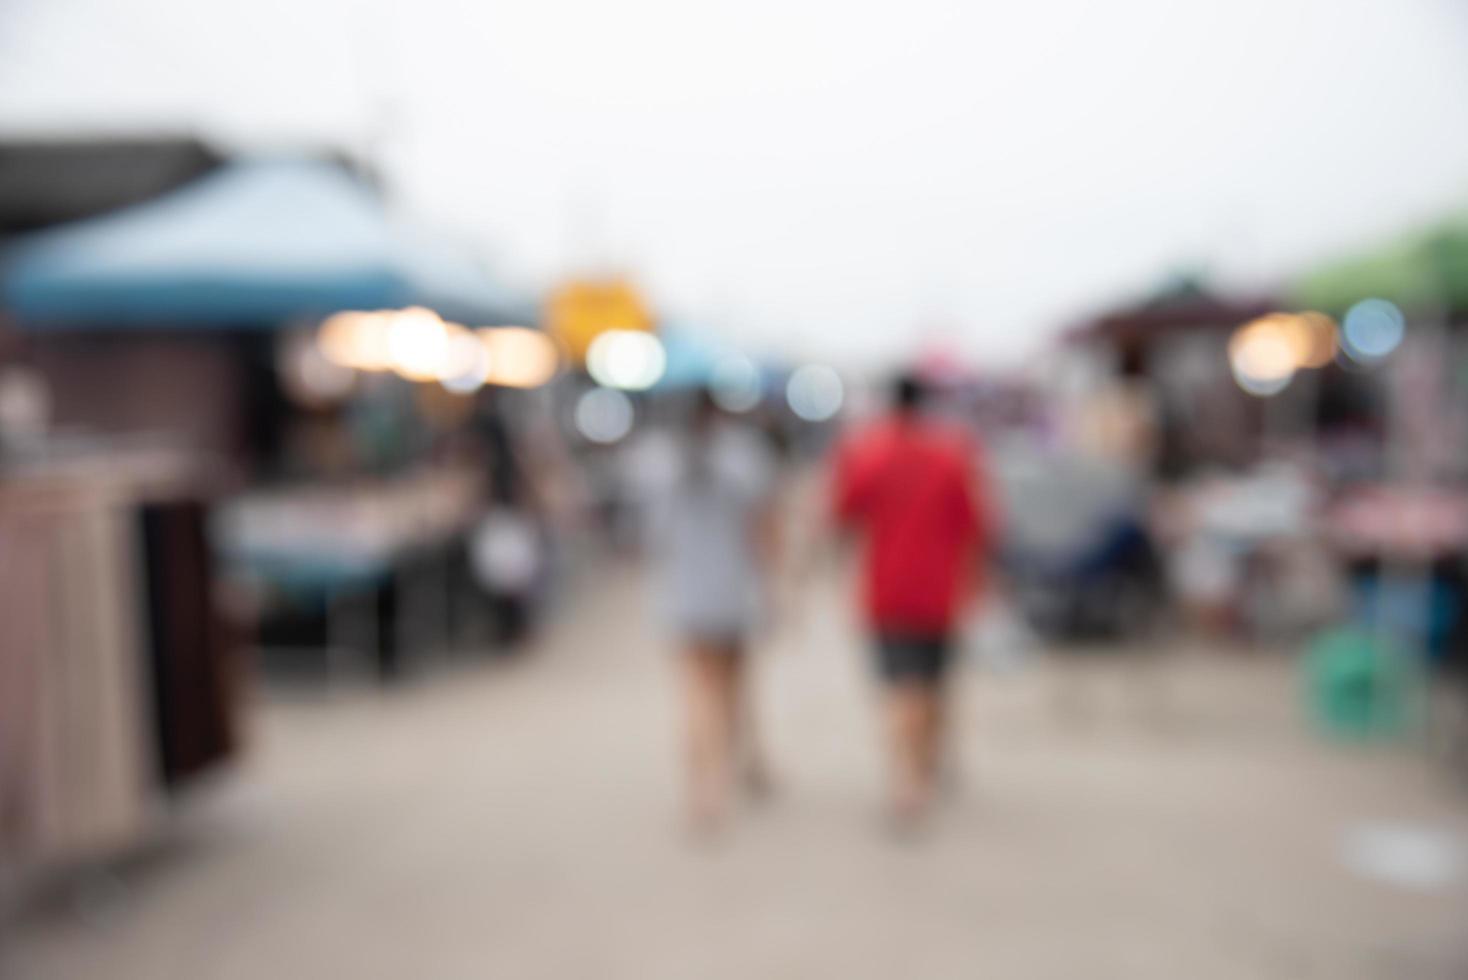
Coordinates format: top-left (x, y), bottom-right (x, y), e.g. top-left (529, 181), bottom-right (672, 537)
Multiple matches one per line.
top-left (1, 159), bottom-right (532, 328)
top-left (654, 324), bottom-right (780, 394)
top-left (655, 325), bottom-right (728, 390)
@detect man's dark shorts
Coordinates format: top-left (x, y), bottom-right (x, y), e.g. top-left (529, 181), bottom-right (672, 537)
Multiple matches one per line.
top-left (874, 633), bottom-right (952, 685)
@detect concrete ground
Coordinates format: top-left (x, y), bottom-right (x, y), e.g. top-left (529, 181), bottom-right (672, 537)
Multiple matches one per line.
top-left (5, 564), bottom-right (1468, 979)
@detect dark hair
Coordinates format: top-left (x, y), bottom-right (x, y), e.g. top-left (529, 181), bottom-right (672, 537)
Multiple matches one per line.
top-left (894, 373), bottom-right (928, 412)
top-left (683, 387), bottom-right (721, 485)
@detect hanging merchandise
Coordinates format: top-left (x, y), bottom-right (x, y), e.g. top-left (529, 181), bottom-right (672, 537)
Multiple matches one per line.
top-left (0, 450), bottom-right (244, 881)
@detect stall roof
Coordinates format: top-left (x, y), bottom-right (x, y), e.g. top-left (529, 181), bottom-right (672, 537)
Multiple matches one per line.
top-left (1, 158), bottom-right (532, 328)
top-left (653, 324), bottom-right (781, 392)
top-left (0, 137), bottom-right (226, 236)
top-left (656, 325), bottom-right (728, 390)
top-left (1067, 274), bottom-right (1272, 347)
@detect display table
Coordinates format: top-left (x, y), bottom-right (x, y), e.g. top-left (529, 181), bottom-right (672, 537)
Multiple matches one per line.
top-left (213, 466), bottom-right (483, 682)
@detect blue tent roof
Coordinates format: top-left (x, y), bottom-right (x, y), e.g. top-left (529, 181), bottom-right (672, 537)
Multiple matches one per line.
top-left (1, 159), bottom-right (532, 328)
top-left (654, 324), bottom-right (782, 393)
top-left (656, 325), bottom-right (728, 390)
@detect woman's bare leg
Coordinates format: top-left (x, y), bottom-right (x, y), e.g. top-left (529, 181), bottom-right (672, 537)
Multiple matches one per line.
top-left (683, 642), bottom-right (739, 830)
top-left (724, 642), bottom-right (774, 798)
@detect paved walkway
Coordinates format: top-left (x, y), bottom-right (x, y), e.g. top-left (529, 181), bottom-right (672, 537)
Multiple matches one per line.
top-left (7, 564), bottom-right (1468, 979)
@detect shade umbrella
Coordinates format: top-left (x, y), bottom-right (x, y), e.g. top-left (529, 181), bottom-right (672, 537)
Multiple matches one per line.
top-left (1, 158), bottom-right (530, 328)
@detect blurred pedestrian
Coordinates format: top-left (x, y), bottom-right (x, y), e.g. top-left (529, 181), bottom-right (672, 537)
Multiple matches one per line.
top-left (470, 390), bottom-right (545, 646)
top-left (641, 390), bottom-right (780, 833)
top-left (833, 373), bottom-right (994, 829)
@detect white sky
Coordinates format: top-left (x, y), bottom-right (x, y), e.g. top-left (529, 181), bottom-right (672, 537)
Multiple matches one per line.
top-left (2, 0), bottom-right (1467, 368)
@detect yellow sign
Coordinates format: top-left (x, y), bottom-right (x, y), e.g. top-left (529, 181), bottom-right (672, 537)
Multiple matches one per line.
top-left (545, 279), bottom-right (653, 364)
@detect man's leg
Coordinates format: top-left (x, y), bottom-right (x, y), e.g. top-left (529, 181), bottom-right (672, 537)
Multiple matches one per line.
top-left (881, 635), bottom-right (953, 825)
top-left (928, 665), bottom-right (968, 788)
top-left (885, 681), bottom-right (934, 821)
top-left (920, 635), bottom-right (956, 791)
top-left (917, 681), bottom-right (945, 786)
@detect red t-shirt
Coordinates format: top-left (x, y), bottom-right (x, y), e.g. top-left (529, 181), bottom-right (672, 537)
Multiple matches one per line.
top-left (833, 416), bottom-right (990, 634)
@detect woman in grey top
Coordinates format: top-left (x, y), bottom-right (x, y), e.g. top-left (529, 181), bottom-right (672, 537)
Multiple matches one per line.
top-left (640, 390), bottom-right (779, 833)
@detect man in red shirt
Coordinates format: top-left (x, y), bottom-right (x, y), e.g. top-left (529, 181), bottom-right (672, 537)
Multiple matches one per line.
top-left (833, 374), bottom-right (993, 827)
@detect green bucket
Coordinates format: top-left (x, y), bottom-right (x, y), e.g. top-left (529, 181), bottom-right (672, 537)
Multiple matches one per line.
top-left (1303, 627), bottom-right (1420, 740)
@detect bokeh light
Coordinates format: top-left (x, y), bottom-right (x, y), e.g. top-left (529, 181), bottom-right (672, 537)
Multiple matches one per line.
top-left (1287, 311), bottom-right (1339, 369)
top-left (477, 327), bottom-right (561, 389)
top-left (278, 330), bottom-right (355, 407)
top-left (1228, 317), bottom-right (1297, 397)
top-left (785, 364), bottom-right (844, 421)
top-left (710, 355), bottom-right (763, 412)
top-left (317, 310), bottom-right (394, 372)
top-left (386, 307), bottom-right (451, 382)
top-left (586, 330), bottom-right (666, 391)
top-left (574, 386), bottom-right (634, 444)
top-left (439, 326), bottom-right (491, 394)
top-left (1342, 298), bottom-right (1405, 363)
